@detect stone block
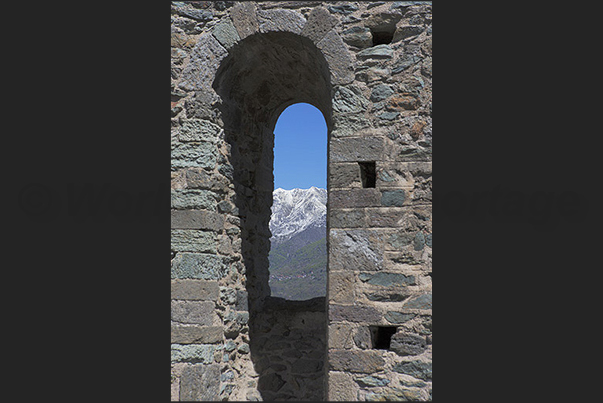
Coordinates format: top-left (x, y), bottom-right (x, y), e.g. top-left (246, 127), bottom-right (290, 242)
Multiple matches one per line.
top-left (171, 142), bottom-right (218, 171)
top-left (212, 17), bottom-right (240, 49)
top-left (403, 293), bottom-right (432, 310)
top-left (171, 279), bottom-right (219, 301)
top-left (358, 272), bottom-right (416, 287)
top-left (178, 119), bottom-right (222, 143)
top-left (384, 311), bottom-right (416, 324)
top-left (170, 189), bottom-right (217, 211)
top-left (332, 113), bottom-right (372, 137)
top-left (341, 26), bottom-right (373, 48)
top-left (258, 9), bottom-right (306, 34)
top-left (370, 84), bottom-right (395, 102)
top-left (329, 350), bottom-right (385, 373)
top-left (171, 325), bottom-right (223, 344)
top-left (390, 332), bottom-right (427, 356)
top-left (330, 189), bottom-right (381, 208)
top-left (230, 2), bottom-right (259, 39)
top-left (171, 253), bottom-right (228, 280)
top-left (329, 304), bottom-right (382, 323)
top-left (328, 372), bottom-right (359, 401)
top-left (171, 300), bottom-right (216, 325)
top-left (178, 32), bottom-right (227, 92)
top-left (329, 271), bottom-right (355, 304)
top-left (291, 359), bottom-right (322, 373)
top-left (171, 229), bottom-right (217, 253)
top-left (364, 288), bottom-right (413, 302)
top-left (352, 326), bottom-right (372, 349)
top-left (330, 137), bottom-right (383, 163)
top-left (332, 85), bottom-right (370, 114)
top-left (301, 7), bottom-right (339, 43)
top-left (328, 323), bottom-right (354, 349)
top-left (392, 359), bottom-right (432, 381)
top-left (329, 229), bottom-right (384, 272)
top-left (171, 344), bottom-right (216, 364)
top-left (365, 207), bottom-right (409, 228)
top-left (329, 163), bottom-right (361, 188)
top-left (330, 209), bottom-right (365, 228)
top-left (171, 210), bottom-right (224, 231)
top-left (179, 363), bottom-right (220, 400)
top-left (357, 44), bottom-right (394, 60)
top-left (317, 30), bottom-right (354, 85)
top-left (381, 189), bottom-right (406, 207)
top-left (356, 376), bottom-right (391, 387)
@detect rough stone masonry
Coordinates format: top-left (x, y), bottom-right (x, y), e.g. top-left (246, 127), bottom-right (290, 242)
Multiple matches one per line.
top-left (171, 1), bottom-right (432, 401)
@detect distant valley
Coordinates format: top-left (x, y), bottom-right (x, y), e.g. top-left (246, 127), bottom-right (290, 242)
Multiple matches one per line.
top-left (268, 187), bottom-right (327, 300)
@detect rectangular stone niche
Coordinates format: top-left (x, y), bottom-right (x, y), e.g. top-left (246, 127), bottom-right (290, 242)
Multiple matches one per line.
top-left (369, 325), bottom-right (397, 350)
top-left (359, 161), bottom-right (376, 188)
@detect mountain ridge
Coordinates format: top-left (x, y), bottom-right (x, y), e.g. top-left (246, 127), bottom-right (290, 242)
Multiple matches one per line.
top-left (269, 187), bottom-right (327, 300)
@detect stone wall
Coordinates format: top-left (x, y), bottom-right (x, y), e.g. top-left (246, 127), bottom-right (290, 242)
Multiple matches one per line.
top-left (171, 1), bottom-right (432, 400)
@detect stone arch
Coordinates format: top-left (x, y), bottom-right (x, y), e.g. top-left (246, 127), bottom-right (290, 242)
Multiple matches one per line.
top-left (179, 6), bottom-right (349, 400)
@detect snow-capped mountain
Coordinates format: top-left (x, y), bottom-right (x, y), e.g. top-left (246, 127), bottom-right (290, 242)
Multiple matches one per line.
top-left (270, 187), bottom-right (327, 244)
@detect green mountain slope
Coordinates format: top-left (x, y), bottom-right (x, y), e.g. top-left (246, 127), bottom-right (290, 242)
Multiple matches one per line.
top-left (268, 233), bottom-right (327, 300)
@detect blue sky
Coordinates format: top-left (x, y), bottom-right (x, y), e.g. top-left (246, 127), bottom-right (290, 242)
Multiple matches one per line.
top-left (273, 103), bottom-right (327, 190)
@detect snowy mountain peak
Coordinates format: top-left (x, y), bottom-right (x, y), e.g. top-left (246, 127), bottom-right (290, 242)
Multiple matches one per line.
top-left (270, 187), bottom-right (327, 242)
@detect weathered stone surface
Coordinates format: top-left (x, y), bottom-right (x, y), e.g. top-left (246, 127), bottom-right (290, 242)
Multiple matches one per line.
top-left (179, 363), bottom-right (220, 400)
top-left (366, 387), bottom-right (425, 401)
top-left (329, 350), bottom-right (385, 373)
top-left (171, 252), bottom-right (228, 280)
top-left (171, 142), bottom-right (217, 170)
top-left (353, 326), bottom-right (372, 349)
top-left (356, 375), bottom-right (390, 387)
top-left (329, 271), bottom-right (355, 304)
top-left (381, 189), bottom-right (406, 207)
top-left (357, 44), bottom-right (394, 60)
top-left (301, 6), bottom-right (338, 43)
top-left (370, 84), bottom-right (395, 102)
top-left (171, 189), bottom-right (217, 211)
top-left (330, 189), bottom-right (381, 209)
top-left (171, 229), bottom-right (217, 253)
top-left (393, 53), bottom-right (422, 74)
top-left (330, 304), bottom-right (382, 323)
top-left (171, 344), bottom-right (216, 364)
top-left (171, 325), bottom-right (224, 344)
top-left (393, 25), bottom-right (425, 42)
top-left (332, 85), bottom-right (370, 113)
top-left (327, 4), bottom-right (358, 15)
top-left (328, 372), bottom-right (359, 401)
top-left (172, 300), bottom-right (216, 325)
top-left (178, 119), bottom-right (222, 143)
top-left (392, 359), bottom-right (432, 381)
top-left (403, 293), bottom-right (432, 310)
top-left (341, 26), bottom-right (372, 48)
top-left (230, 2), bottom-right (259, 39)
top-left (358, 272), bottom-right (416, 287)
top-left (330, 209), bottom-right (365, 228)
top-left (258, 9), bottom-right (306, 34)
top-left (317, 30), bottom-right (354, 85)
top-left (332, 113), bottom-right (372, 137)
top-left (329, 323), bottom-right (354, 349)
top-left (384, 311), bottom-right (416, 324)
top-left (365, 289), bottom-right (412, 302)
top-left (330, 163), bottom-right (361, 188)
top-left (178, 33), bottom-right (227, 92)
top-left (390, 332), bottom-right (427, 356)
top-left (212, 17), bottom-right (240, 49)
top-left (171, 279), bottom-right (219, 301)
top-left (171, 210), bottom-right (224, 231)
top-left (330, 228), bottom-right (384, 271)
top-left (330, 137), bottom-right (383, 163)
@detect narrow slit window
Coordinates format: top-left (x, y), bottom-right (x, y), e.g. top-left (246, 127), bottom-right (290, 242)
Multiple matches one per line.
top-left (370, 326), bottom-right (397, 350)
top-left (359, 161), bottom-right (376, 188)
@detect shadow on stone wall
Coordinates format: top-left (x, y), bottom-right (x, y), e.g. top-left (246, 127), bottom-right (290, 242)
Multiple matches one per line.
top-left (250, 296), bottom-right (327, 401)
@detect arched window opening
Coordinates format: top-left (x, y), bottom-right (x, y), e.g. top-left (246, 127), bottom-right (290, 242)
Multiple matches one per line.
top-left (268, 103), bottom-right (328, 301)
